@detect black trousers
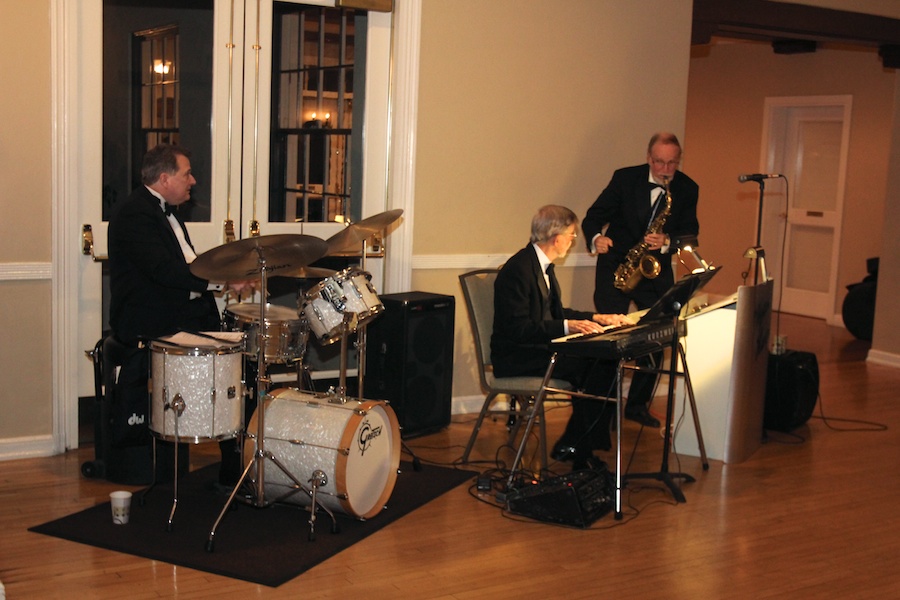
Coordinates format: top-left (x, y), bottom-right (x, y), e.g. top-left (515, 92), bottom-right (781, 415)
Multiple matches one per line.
top-left (551, 356), bottom-right (617, 454)
top-left (594, 262), bottom-right (671, 410)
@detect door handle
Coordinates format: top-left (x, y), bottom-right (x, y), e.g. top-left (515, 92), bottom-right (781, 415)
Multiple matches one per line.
top-left (82, 224), bottom-right (108, 262)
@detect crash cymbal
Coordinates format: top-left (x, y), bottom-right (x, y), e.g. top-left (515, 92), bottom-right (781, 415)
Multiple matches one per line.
top-left (190, 234), bottom-right (328, 281)
top-left (277, 265), bottom-right (336, 279)
top-left (326, 209), bottom-right (403, 256)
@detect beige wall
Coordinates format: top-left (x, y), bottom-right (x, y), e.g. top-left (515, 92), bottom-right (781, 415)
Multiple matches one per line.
top-left (872, 75), bottom-right (900, 357)
top-left (0, 1), bottom-right (52, 440)
top-left (685, 41), bottom-right (896, 314)
top-left (415, 0), bottom-right (695, 402)
top-left (415, 0), bottom-right (692, 257)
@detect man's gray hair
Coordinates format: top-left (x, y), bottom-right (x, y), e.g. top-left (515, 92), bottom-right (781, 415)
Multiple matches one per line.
top-left (530, 205), bottom-right (578, 244)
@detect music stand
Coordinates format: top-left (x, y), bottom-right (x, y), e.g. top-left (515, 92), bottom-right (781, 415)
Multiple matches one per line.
top-left (624, 267), bottom-right (719, 502)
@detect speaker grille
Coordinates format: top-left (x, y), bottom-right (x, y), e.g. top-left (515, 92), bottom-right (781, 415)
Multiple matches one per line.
top-left (365, 292), bottom-right (454, 437)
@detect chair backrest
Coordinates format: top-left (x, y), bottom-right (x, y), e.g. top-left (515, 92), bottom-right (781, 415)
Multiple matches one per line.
top-left (459, 269), bottom-right (501, 385)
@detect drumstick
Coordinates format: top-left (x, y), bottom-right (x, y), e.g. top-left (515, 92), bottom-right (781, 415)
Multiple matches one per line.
top-left (177, 329), bottom-right (241, 344)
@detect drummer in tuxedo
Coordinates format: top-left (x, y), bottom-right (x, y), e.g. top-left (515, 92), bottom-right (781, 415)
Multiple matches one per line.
top-left (491, 205), bottom-right (631, 470)
top-left (109, 143), bottom-right (254, 486)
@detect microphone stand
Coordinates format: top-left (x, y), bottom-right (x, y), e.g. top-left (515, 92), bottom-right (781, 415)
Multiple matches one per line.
top-left (752, 179), bottom-right (765, 285)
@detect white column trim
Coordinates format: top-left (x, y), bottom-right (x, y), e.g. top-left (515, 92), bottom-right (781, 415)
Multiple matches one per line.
top-left (383, 0), bottom-right (421, 294)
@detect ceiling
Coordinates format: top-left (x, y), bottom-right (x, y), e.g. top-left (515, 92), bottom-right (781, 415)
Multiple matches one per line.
top-left (692, 0), bottom-right (900, 67)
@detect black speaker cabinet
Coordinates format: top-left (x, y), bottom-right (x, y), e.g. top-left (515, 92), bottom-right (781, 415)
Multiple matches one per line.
top-left (764, 350), bottom-right (819, 432)
top-left (365, 291), bottom-right (455, 438)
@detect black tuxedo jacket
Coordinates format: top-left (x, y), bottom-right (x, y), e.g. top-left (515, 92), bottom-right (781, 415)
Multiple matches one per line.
top-left (108, 186), bottom-right (218, 344)
top-left (490, 245), bottom-right (593, 377)
top-left (582, 163), bottom-right (699, 310)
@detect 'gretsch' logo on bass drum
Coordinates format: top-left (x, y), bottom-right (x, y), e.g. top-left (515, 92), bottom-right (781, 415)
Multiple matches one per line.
top-left (357, 418), bottom-right (383, 456)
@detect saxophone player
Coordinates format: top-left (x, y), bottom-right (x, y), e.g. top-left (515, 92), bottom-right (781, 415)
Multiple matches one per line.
top-left (582, 132), bottom-right (700, 428)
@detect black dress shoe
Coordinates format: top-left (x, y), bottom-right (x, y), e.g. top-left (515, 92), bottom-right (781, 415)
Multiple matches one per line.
top-left (624, 405), bottom-right (661, 428)
top-left (551, 442), bottom-right (578, 462)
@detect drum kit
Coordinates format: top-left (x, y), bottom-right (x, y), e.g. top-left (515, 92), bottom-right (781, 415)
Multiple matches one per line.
top-left (145, 210), bottom-right (404, 549)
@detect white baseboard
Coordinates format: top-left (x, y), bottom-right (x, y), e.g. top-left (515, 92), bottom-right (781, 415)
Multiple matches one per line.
top-left (0, 435), bottom-right (57, 462)
top-left (866, 349), bottom-right (900, 368)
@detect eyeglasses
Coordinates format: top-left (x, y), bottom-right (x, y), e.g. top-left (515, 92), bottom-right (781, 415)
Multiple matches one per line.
top-left (558, 232), bottom-right (577, 240)
top-left (650, 158), bottom-right (680, 168)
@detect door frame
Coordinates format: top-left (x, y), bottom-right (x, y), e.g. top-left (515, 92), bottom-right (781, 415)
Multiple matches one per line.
top-left (759, 94), bottom-right (851, 323)
top-left (51, 0), bottom-right (420, 450)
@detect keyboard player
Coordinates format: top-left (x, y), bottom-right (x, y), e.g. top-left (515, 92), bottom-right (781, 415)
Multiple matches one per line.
top-left (491, 205), bottom-right (631, 470)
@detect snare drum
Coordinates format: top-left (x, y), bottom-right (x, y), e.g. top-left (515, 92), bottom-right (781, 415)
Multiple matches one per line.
top-left (150, 333), bottom-right (244, 443)
top-left (246, 388), bottom-right (400, 519)
top-left (223, 303), bottom-right (308, 363)
top-left (301, 268), bottom-right (384, 344)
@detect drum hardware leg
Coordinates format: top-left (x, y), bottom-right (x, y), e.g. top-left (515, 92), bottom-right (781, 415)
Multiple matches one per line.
top-left (401, 439), bottom-right (423, 472)
top-left (140, 436), bottom-right (157, 507)
top-left (206, 450), bottom-right (257, 553)
top-left (307, 469), bottom-right (328, 541)
top-left (165, 394), bottom-right (185, 532)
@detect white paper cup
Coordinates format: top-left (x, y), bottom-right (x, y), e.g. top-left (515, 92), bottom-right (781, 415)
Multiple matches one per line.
top-left (110, 490), bottom-right (133, 525)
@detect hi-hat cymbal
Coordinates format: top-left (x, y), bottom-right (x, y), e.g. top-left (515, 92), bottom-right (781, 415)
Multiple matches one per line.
top-left (190, 234), bottom-right (328, 281)
top-left (327, 209), bottom-right (404, 256)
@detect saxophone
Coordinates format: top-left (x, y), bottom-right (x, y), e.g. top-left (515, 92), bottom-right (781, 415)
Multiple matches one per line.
top-left (613, 177), bottom-right (672, 293)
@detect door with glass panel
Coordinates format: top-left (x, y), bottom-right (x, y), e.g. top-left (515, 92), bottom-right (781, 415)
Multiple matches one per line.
top-left (76, 0), bottom-right (392, 402)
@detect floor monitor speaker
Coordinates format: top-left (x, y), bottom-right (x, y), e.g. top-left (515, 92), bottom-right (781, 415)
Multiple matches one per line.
top-left (764, 350), bottom-right (819, 432)
top-left (365, 292), bottom-right (454, 438)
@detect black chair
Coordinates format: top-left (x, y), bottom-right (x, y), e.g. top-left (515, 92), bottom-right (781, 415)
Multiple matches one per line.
top-left (458, 269), bottom-right (574, 465)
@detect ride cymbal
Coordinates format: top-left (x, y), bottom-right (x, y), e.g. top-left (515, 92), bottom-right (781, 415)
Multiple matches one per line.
top-left (326, 209), bottom-right (403, 256)
top-left (190, 234), bottom-right (328, 281)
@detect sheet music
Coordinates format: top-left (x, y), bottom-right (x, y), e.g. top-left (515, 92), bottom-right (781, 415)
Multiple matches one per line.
top-left (160, 331), bottom-right (244, 348)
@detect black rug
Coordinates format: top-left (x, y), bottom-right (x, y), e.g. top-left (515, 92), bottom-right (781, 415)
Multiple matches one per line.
top-left (30, 461), bottom-right (474, 587)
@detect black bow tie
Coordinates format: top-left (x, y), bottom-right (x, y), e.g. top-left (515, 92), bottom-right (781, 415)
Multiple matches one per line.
top-left (163, 203), bottom-right (173, 216)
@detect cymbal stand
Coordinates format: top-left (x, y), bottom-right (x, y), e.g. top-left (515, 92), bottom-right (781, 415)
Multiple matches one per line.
top-left (332, 311), bottom-right (358, 403)
top-left (357, 237), bottom-right (369, 401)
top-left (207, 248), bottom-right (323, 551)
top-left (353, 235), bottom-right (421, 469)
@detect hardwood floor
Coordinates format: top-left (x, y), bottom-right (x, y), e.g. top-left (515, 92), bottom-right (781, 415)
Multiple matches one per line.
top-left (2, 314), bottom-right (898, 599)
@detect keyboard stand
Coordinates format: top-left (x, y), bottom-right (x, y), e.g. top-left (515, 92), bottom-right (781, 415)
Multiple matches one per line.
top-left (505, 313), bottom-right (708, 520)
top-left (623, 311), bottom-right (709, 504)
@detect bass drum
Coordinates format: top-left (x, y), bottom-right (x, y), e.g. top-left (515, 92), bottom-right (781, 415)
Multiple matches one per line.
top-left (246, 388), bottom-right (401, 519)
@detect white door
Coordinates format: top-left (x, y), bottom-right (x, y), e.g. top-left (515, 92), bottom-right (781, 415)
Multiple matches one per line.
top-left (759, 96), bottom-right (851, 320)
top-left (62, 0), bottom-right (408, 447)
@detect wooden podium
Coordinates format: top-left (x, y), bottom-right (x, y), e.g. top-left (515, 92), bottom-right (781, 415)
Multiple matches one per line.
top-left (672, 280), bottom-right (773, 463)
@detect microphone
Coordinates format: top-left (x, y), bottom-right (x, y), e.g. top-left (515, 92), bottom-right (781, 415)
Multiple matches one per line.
top-left (738, 173), bottom-right (783, 183)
